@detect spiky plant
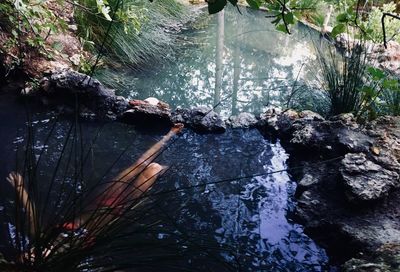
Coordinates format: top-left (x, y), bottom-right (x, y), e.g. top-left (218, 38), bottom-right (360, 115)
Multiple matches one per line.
top-left (316, 39), bottom-right (369, 116)
top-left (380, 78), bottom-right (400, 116)
top-left (0, 103), bottom-right (235, 272)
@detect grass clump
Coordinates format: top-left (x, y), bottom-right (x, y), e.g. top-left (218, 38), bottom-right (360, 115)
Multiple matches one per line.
top-left (314, 36), bottom-right (400, 119)
top-left (317, 43), bottom-right (368, 116)
top-left (74, 0), bottom-right (189, 70)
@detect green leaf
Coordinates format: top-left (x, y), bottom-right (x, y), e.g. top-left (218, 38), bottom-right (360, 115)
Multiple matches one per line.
top-left (283, 12), bottom-right (294, 25)
top-left (331, 23), bottom-right (346, 38)
top-left (246, 0), bottom-right (261, 9)
top-left (367, 67), bottom-right (385, 80)
top-left (336, 13), bottom-right (349, 23)
top-left (52, 41), bottom-right (63, 51)
top-left (382, 79), bottom-right (399, 89)
top-left (271, 15), bottom-right (281, 25)
top-left (208, 0), bottom-right (227, 14)
top-left (276, 23), bottom-right (288, 33)
top-left (361, 86), bottom-right (375, 97)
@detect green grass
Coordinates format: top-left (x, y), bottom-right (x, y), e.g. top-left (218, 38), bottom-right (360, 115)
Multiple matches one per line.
top-left (315, 38), bottom-right (370, 117)
top-left (74, 0), bottom-right (189, 71)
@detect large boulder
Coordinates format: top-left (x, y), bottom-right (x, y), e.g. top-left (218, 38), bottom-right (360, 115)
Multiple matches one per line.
top-left (258, 108), bottom-right (299, 137)
top-left (258, 109), bottom-right (400, 269)
top-left (38, 69), bottom-right (129, 119)
top-left (340, 153), bottom-right (399, 202)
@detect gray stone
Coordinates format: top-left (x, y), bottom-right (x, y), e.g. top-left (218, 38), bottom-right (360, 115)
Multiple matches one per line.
top-left (48, 69), bottom-right (115, 98)
top-left (227, 112), bottom-right (257, 128)
top-left (171, 107), bottom-right (226, 133)
top-left (340, 153), bottom-right (399, 202)
top-left (298, 173), bottom-right (320, 188)
top-left (337, 128), bottom-right (373, 153)
top-left (343, 243), bottom-right (400, 272)
top-left (38, 69), bottom-right (131, 119)
top-left (298, 110), bottom-right (325, 121)
top-left (290, 123), bottom-right (315, 145)
top-left (122, 103), bottom-right (172, 126)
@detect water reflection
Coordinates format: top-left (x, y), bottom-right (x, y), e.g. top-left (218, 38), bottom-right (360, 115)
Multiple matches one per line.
top-left (97, 6), bottom-right (320, 117)
top-left (0, 106), bottom-right (329, 270)
top-left (159, 129), bottom-right (329, 270)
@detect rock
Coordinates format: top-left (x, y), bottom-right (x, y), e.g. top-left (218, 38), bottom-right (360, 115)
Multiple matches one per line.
top-left (257, 107), bottom-right (282, 133)
top-left (290, 123), bottom-right (316, 145)
top-left (258, 108), bottom-right (299, 136)
top-left (298, 110), bottom-right (325, 121)
top-left (370, 146), bottom-right (380, 156)
top-left (38, 69), bottom-right (130, 119)
top-left (266, 110), bottom-right (400, 268)
top-left (171, 108), bottom-right (191, 124)
top-left (330, 113), bottom-right (359, 128)
top-left (340, 153), bottom-right (399, 202)
top-left (144, 97), bottom-right (160, 106)
top-left (227, 112), bottom-right (257, 128)
top-left (122, 101), bottom-right (172, 127)
top-left (342, 258), bottom-right (391, 272)
top-left (298, 173), bottom-right (320, 188)
top-left (171, 107), bottom-right (226, 133)
top-left (337, 128), bottom-right (373, 153)
top-left (47, 69), bottom-right (115, 98)
top-left (343, 243), bottom-right (400, 272)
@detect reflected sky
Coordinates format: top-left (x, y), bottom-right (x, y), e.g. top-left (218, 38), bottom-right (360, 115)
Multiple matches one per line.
top-left (96, 6), bottom-right (321, 117)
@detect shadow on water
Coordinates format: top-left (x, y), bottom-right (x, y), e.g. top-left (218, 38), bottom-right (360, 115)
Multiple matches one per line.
top-left (0, 94), bottom-right (333, 271)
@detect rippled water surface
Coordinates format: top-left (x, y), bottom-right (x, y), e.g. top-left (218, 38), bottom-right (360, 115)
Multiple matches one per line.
top-left (0, 95), bottom-right (330, 270)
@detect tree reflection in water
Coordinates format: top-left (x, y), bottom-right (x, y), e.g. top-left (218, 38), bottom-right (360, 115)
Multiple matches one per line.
top-left (96, 6), bottom-right (321, 117)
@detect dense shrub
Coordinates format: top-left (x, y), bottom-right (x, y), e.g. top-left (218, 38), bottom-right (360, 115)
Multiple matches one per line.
top-left (364, 2), bottom-right (400, 43)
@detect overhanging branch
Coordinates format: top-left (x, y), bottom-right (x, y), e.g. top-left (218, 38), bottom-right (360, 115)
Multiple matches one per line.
top-left (382, 12), bottom-right (400, 48)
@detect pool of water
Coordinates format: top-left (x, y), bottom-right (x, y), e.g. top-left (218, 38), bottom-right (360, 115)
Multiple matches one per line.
top-left (0, 95), bottom-right (331, 271)
top-left (96, 6), bottom-right (322, 117)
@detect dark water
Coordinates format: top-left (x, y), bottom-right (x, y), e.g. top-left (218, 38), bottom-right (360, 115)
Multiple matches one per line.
top-left (0, 95), bottom-right (331, 271)
top-left (96, 6), bottom-right (322, 117)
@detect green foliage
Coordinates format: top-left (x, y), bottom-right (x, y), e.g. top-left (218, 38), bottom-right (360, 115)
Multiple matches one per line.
top-left (316, 40), bottom-right (375, 117)
top-left (374, 73), bottom-right (400, 116)
top-left (75, 0), bottom-right (189, 70)
top-left (363, 2), bottom-right (400, 43)
top-left (315, 36), bottom-right (400, 119)
top-left (207, 0), bottom-right (318, 33)
top-left (0, 0), bottom-right (67, 74)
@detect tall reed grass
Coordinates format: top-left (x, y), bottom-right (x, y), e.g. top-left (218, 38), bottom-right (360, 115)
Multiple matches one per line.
top-left (0, 101), bottom-right (236, 271)
top-left (74, 0), bottom-right (189, 70)
top-left (316, 40), bottom-right (369, 116)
